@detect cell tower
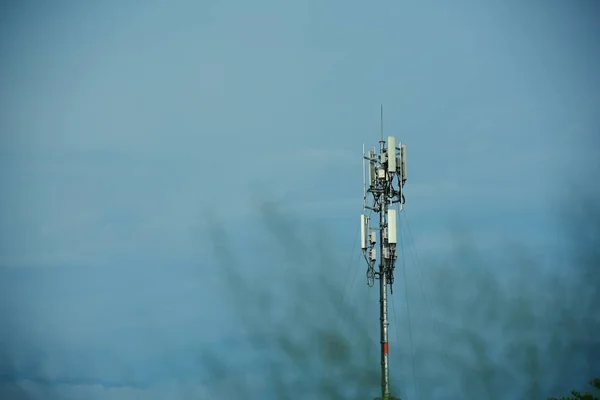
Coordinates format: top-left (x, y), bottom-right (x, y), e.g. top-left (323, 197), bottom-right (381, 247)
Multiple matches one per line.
top-left (361, 106), bottom-right (406, 400)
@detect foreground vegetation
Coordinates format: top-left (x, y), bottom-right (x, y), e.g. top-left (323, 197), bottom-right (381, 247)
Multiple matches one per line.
top-left (550, 379), bottom-right (600, 400)
top-left (205, 195), bottom-right (599, 399)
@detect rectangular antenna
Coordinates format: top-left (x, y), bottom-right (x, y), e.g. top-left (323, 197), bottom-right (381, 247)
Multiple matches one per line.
top-left (368, 151), bottom-right (376, 186)
top-left (387, 136), bottom-right (396, 172)
top-left (387, 209), bottom-right (397, 244)
top-left (360, 214), bottom-right (368, 249)
top-left (401, 144), bottom-right (407, 181)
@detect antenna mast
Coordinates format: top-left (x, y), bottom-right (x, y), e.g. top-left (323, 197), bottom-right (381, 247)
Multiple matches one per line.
top-left (361, 106), bottom-right (407, 400)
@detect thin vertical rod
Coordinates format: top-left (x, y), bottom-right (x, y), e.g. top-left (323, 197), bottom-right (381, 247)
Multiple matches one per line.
top-left (380, 104), bottom-right (384, 141)
top-left (363, 143), bottom-right (367, 210)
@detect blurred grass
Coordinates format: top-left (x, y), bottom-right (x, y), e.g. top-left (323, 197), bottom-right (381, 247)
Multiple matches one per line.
top-left (203, 193), bottom-right (599, 399)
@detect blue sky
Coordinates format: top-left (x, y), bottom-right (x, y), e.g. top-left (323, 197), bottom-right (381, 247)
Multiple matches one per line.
top-left (1, 1), bottom-right (599, 399)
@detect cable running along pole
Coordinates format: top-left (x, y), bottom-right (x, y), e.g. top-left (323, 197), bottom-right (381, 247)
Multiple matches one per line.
top-left (361, 106), bottom-right (407, 400)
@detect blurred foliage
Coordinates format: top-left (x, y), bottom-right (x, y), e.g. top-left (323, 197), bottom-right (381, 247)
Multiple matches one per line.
top-left (549, 378), bottom-right (600, 400)
top-left (204, 195), bottom-right (599, 399)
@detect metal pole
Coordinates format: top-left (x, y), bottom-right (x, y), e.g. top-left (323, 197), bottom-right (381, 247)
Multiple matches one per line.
top-left (380, 199), bottom-right (390, 399)
top-left (363, 108), bottom-right (405, 400)
top-left (378, 138), bottom-right (391, 399)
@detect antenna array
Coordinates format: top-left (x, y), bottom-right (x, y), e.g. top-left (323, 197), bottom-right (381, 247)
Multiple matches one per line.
top-left (361, 110), bottom-right (407, 400)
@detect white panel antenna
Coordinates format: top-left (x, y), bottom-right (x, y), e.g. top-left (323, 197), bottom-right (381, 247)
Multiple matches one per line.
top-left (380, 151), bottom-right (387, 165)
top-left (401, 144), bottom-right (407, 181)
top-left (387, 136), bottom-right (396, 172)
top-left (368, 151), bottom-right (376, 186)
top-left (362, 143), bottom-right (366, 204)
top-left (387, 209), bottom-right (397, 244)
top-left (360, 214), bottom-right (368, 249)
top-left (369, 231), bottom-right (376, 244)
